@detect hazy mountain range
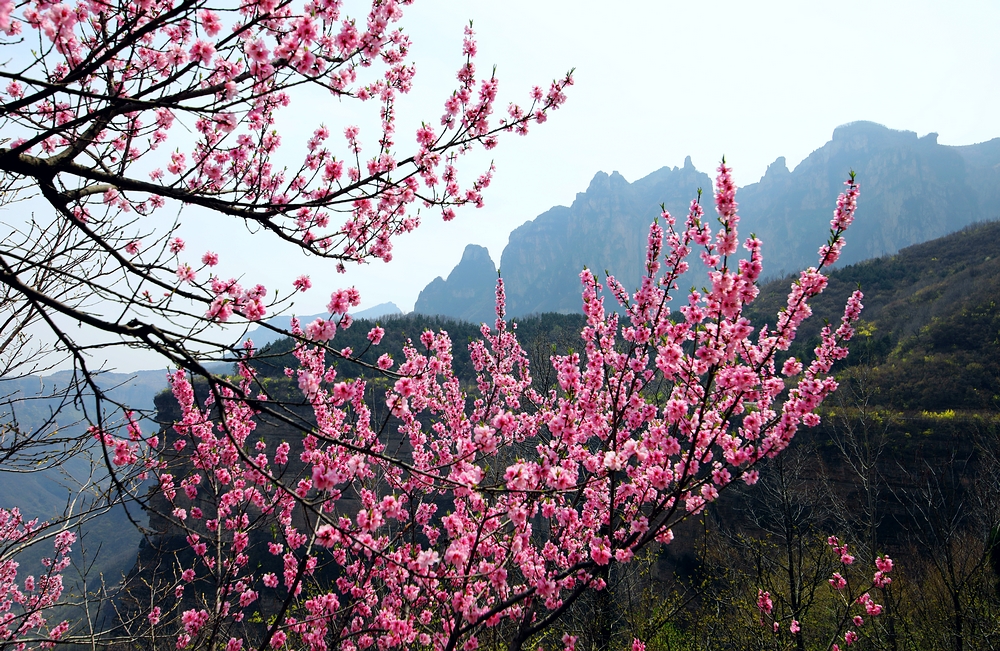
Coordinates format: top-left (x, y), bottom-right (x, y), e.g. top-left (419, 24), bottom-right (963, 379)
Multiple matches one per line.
top-left (415, 121), bottom-right (1000, 323)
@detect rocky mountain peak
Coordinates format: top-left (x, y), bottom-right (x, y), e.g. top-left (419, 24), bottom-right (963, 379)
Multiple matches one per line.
top-left (413, 244), bottom-right (498, 324)
top-left (416, 122), bottom-right (1000, 322)
top-left (760, 156), bottom-right (791, 184)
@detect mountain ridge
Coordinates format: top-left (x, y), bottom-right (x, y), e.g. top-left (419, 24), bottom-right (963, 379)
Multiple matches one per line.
top-left (415, 121), bottom-right (1000, 321)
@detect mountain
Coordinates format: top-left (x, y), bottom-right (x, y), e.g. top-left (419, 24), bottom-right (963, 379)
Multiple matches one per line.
top-left (747, 219), bottom-right (1000, 411)
top-left (739, 121), bottom-right (1000, 276)
top-left (0, 369), bottom-right (169, 597)
top-left (412, 158), bottom-right (711, 320)
top-left (417, 122), bottom-right (1000, 320)
top-left (413, 244), bottom-right (499, 324)
top-left (354, 301), bottom-right (402, 320)
top-left (499, 159), bottom-right (712, 316)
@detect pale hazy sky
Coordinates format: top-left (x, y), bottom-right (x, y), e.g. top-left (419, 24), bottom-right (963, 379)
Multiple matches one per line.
top-left (31, 0), bottom-right (1000, 372)
top-left (292, 0), bottom-right (1000, 315)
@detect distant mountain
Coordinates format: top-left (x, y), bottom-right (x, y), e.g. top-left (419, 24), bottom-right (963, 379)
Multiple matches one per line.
top-left (413, 244), bottom-right (499, 324)
top-left (414, 158), bottom-right (710, 319)
top-left (739, 121), bottom-right (1000, 276)
top-left (0, 369), bottom-right (167, 595)
top-left (354, 301), bottom-right (402, 320)
top-left (500, 159), bottom-right (712, 316)
top-left (417, 122), bottom-right (1000, 319)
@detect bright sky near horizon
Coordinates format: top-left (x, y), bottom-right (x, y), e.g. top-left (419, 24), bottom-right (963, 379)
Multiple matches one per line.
top-left (319, 0), bottom-right (1000, 314)
top-left (23, 0), bottom-right (1000, 373)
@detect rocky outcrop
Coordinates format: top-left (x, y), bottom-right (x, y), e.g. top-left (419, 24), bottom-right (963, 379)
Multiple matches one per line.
top-left (499, 160), bottom-right (711, 316)
top-left (410, 159), bottom-right (711, 321)
top-left (417, 121), bottom-right (1000, 320)
top-left (413, 244), bottom-right (499, 324)
top-left (738, 121), bottom-right (998, 276)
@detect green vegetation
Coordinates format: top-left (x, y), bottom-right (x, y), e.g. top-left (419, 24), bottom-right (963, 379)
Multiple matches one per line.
top-left (248, 312), bottom-right (587, 395)
top-left (749, 220), bottom-right (1000, 411)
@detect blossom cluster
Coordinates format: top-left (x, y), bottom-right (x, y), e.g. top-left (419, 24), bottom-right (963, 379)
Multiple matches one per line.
top-left (0, 509), bottom-right (74, 648)
top-left (138, 164), bottom-right (865, 650)
top-left (757, 535), bottom-right (894, 649)
top-left (0, 0), bottom-right (572, 284)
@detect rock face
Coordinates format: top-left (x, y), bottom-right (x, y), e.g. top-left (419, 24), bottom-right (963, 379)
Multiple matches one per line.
top-left (417, 122), bottom-right (1000, 320)
top-left (739, 121), bottom-right (1000, 277)
top-left (412, 159), bottom-right (710, 320)
top-left (500, 159), bottom-right (711, 316)
top-left (413, 244), bottom-right (499, 324)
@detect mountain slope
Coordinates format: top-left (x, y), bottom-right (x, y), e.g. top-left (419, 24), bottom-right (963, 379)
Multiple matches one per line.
top-left (739, 121), bottom-right (1000, 276)
top-left (748, 220), bottom-right (1000, 410)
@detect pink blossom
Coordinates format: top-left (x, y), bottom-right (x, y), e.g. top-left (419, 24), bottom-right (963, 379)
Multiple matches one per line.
top-left (327, 289), bottom-right (350, 314)
top-left (189, 40), bottom-right (216, 65)
top-left (198, 9), bottom-right (222, 36)
top-left (306, 318), bottom-right (337, 342)
top-left (181, 609), bottom-right (209, 635)
top-left (782, 357), bottom-right (803, 376)
top-left (40, 152), bottom-right (860, 650)
top-left (176, 264), bottom-right (196, 284)
top-left (757, 590), bottom-right (773, 615)
top-left (590, 539), bottom-right (611, 565)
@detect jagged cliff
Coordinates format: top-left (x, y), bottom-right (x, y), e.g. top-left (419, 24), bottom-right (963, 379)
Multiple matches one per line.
top-left (499, 158), bottom-right (711, 316)
top-left (411, 158), bottom-right (710, 320)
top-left (412, 244), bottom-right (499, 323)
top-left (739, 121), bottom-right (1000, 276)
top-left (417, 122), bottom-right (1000, 320)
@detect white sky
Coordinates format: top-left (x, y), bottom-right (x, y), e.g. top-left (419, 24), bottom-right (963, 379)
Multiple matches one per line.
top-left (311, 0), bottom-right (1000, 314)
top-left (19, 0), bottom-right (1000, 372)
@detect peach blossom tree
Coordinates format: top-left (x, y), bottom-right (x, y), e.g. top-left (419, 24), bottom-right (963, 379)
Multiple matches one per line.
top-left (0, 0), bottom-right (865, 648)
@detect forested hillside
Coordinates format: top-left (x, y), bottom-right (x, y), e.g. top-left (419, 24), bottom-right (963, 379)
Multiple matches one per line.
top-left (750, 219), bottom-right (1000, 411)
